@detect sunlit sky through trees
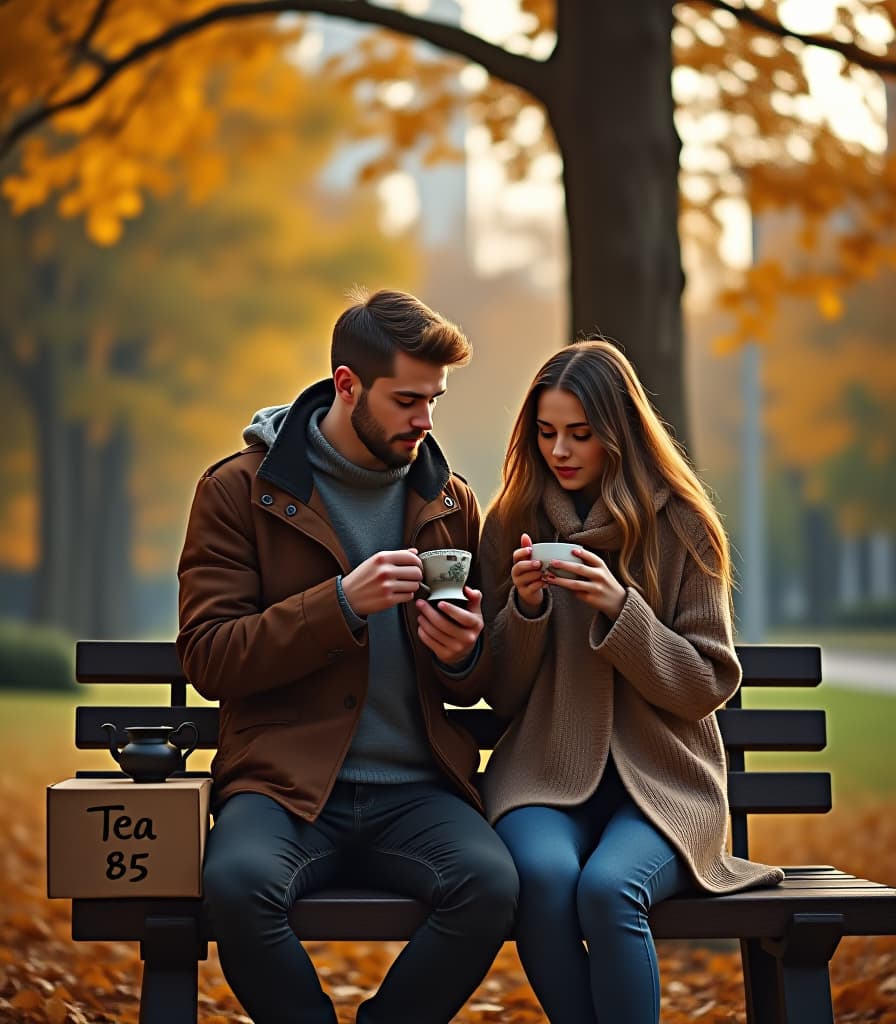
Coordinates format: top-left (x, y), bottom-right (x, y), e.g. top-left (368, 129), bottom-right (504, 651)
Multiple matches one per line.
top-left (287, 0), bottom-right (892, 279)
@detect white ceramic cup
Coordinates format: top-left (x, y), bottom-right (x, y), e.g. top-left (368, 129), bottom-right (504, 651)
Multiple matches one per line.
top-left (530, 541), bottom-right (585, 580)
top-left (419, 548), bottom-right (472, 601)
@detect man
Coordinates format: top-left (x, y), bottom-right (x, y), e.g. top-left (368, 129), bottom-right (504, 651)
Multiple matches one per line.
top-left (177, 288), bottom-right (518, 1024)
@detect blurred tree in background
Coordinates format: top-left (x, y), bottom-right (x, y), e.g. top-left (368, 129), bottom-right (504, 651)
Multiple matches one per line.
top-left (690, 267), bottom-right (896, 626)
top-left (4, 2), bottom-right (895, 433)
top-left (1, 1), bottom-right (894, 633)
top-left (0, 10), bottom-right (416, 634)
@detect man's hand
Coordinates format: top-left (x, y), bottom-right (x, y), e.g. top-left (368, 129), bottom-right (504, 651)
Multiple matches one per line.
top-left (511, 532), bottom-right (547, 617)
top-left (415, 586), bottom-right (484, 667)
top-left (341, 549), bottom-right (424, 616)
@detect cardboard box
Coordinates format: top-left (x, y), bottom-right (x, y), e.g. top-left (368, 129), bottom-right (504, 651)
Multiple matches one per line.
top-left (47, 777), bottom-right (211, 899)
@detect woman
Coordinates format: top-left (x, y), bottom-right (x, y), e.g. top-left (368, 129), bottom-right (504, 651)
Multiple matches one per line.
top-left (480, 340), bottom-right (782, 1024)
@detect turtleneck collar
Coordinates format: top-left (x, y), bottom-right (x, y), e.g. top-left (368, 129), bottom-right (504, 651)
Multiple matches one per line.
top-left (306, 408), bottom-right (411, 490)
top-left (541, 477), bottom-right (670, 551)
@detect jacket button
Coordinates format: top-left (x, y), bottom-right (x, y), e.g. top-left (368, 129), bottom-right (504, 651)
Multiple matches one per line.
top-left (444, 496), bottom-right (455, 508)
top-left (261, 493), bottom-right (274, 506)
top-left (285, 504), bottom-right (297, 516)
top-left (344, 695), bottom-right (357, 710)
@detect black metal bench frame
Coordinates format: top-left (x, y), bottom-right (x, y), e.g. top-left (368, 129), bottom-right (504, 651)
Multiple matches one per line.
top-left (65, 640), bottom-right (896, 1024)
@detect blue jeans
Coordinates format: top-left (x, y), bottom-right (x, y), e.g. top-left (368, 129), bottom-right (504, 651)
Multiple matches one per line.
top-left (203, 781), bottom-right (519, 1024)
top-left (495, 764), bottom-right (691, 1024)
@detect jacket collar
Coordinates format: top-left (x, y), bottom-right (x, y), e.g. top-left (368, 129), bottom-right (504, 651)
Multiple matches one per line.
top-left (257, 378), bottom-right (452, 504)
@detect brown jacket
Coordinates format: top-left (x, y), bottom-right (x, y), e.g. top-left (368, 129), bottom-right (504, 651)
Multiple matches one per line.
top-left (177, 379), bottom-right (489, 820)
top-left (479, 480), bottom-right (784, 895)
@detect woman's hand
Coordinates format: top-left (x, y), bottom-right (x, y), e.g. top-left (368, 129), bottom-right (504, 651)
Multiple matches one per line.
top-left (543, 547), bottom-right (627, 619)
top-left (511, 532), bottom-right (547, 617)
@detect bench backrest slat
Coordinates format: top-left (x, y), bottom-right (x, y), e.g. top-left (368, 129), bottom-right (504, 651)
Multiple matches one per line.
top-left (727, 770), bottom-right (832, 814)
top-left (732, 644), bottom-right (822, 685)
top-left (75, 706), bottom-right (828, 756)
top-left (76, 707), bottom-right (221, 749)
top-left (77, 640), bottom-right (183, 684)
top-left (717, 708), bottom-right (826, 751)
top-left (76, 641), bottom-right (823, 688)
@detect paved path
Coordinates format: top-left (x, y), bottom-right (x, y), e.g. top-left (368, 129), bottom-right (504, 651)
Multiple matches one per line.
top-left (820, 650), bottom-right (895, 695)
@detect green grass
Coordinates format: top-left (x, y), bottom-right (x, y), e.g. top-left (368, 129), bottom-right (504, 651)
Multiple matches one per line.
top-left (766, 626), bottom-right (896, 656)
top-left (743, 684), bottom-right (895, 799)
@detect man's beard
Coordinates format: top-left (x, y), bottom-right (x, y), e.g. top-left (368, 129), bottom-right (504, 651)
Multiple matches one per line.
top-left (351, 390), bottom-right (422, 469)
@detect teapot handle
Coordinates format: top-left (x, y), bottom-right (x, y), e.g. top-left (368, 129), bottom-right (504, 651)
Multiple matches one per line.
top-left (101, 722), bottom-right (122, 764)
top-left (170, 720), bottom-right (199, 763)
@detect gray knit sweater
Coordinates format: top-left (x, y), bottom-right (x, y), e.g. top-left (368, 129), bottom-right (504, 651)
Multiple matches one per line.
top-left (479, 478), bottom-right (784, 895)
top-left (306, 411), bottom-right (440, 783)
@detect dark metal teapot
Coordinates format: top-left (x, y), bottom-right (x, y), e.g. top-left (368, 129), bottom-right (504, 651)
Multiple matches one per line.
top-left (101, 721), bottom-right (199, 783)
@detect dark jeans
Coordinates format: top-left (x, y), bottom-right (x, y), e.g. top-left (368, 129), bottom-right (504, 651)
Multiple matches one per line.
top-left (495, 766), bottom-right (690, 1024)
top-left (203, 781), bottom-right (519, 1024)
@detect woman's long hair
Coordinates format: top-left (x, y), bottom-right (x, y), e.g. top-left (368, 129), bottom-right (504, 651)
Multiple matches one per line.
top-left (487, 339), bottom-right (734, 612)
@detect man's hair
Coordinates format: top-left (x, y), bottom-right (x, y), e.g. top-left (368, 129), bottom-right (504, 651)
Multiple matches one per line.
top-left (331, 287), bottom-right (471, 386)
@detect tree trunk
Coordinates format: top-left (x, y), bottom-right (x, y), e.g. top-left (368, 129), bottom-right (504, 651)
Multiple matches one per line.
top-left (59, 393), bottom-right (137, 638)
top-left (64, 419), bottom-right (95, 635)
top-left (27, 341), bottom-right (75, 627)
top-left (803, 501), bottom-right (836, 625)
top-left (95, 424), bottom-right (136, 637)
top-left (21, 328), bottom-right (137, 636)
top-left (551, 0), bottom-right (686, 443)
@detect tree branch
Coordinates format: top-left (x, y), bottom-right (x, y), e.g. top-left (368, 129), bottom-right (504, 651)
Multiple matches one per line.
top-left (76, 0), bottom-right (114, 51)
top-left (1, 0), bottom-right (549, 159)
top-left (695, 0), bottom-right (896, 76)
top-left (72, 0), bottom-right (116, 70)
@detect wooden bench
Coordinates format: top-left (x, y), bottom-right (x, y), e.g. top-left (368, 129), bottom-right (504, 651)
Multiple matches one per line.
top-left (65, 640), bottom-right (896, 1024)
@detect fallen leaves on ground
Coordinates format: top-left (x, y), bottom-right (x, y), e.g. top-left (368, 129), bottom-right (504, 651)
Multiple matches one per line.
top-left (1, 729), bottom-right (894, 1022)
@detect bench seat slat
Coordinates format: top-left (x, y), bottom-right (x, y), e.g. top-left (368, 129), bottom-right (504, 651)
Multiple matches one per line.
top-left (773, 868), bottom-right (849, 877)
top-left (649, 886), bottom-right (896, 939)
top-left (69, 867), bottom-right (896, 944)
top-left (766, 877), bottom-right (882, 889)
top-left (291, 879), bottom-right (896, 940)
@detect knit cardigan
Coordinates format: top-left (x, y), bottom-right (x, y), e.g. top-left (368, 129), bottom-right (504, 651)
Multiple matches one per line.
top-left (479, 480), bottom-right (784, 895)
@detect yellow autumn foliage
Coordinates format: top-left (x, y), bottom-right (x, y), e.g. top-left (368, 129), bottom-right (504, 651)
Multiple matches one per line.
top-left (757, 282), bottom-right (896, 530)
top-left (0, 10), bottom-right (419, 578)
top-left (4, 0), bottom-right (892, 337)
top-left (1, 0), bottom-right (894, 577)
top-left (0, 1), bottom-right (311, 244)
